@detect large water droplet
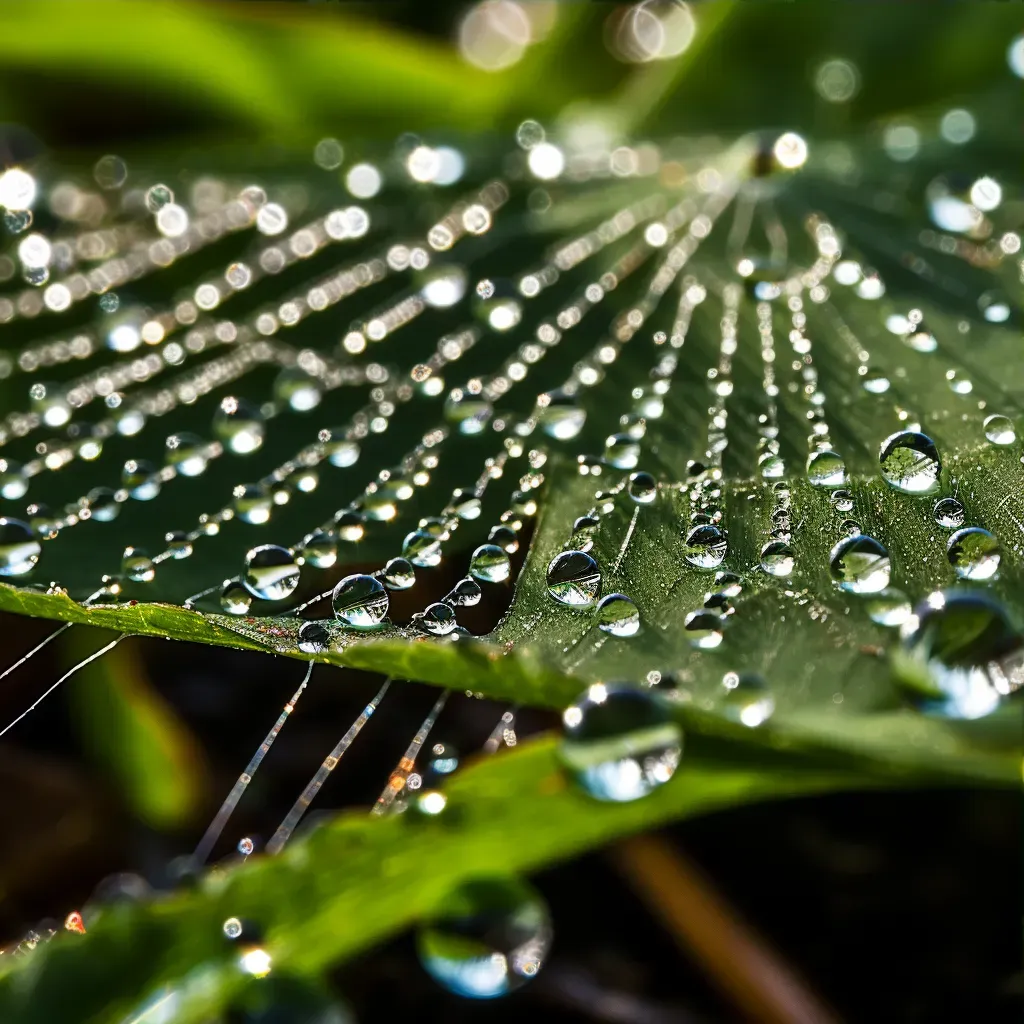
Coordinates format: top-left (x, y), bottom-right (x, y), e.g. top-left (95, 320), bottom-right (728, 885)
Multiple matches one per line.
top-left (444, 391), bottom-right (492, 436)
top-left (417, 877), bottom-right (552, 999)
top-left (878, 431), bottom-right (941, 494)
top-left (122, 459), bottom-right (161, 501)
top-left (596, 593), bottom-right (640, 637)
top-left (403, 529), bottom-right (442, 568)
top-left (721, 672), bottom-right (775, 727)
top-left (893, 591), bottom-right (1022, 718)
top-left (214, 396), bottom-right (265, 455)
top-left (946, 527), bottom-right (1000, 580)
top-left (220, 581), bottom-right (252, 615)
top-left (560, 684), bottom-right (682, 802)
top-left (759, 540), bottom-right (794, 577)
top-left (298, 620), bottom-right (331, 654)
top-left (805, 449), bottom-right (846, 487)
top-left (681, 524), bottom-right (728, 569)
top-left (0, 517), bottom-right (41, 576)
top-left (983, 414), bottom-right (1016, 446)
top-left (539, 390), bottom-right (585, 441)
top-left (243, 545), bottom-right (300, 601)
top-left (382, 557), bottom-right (416, 590)
top-left (546, 550), bottom-right (601, 607)
top-left (829, 534), bottom-right (891, 594)
top-left (684, 609), bottom-right (724, 649)
top-left (865, 588), bottom-right (912, 627)
top-left (332, 573), bottom-right (388, 628)
top-left (469, 544), bottom-right (511, 583)
top-left (627, 471), bottom-right (657, 504)
top-left (122, 546), bottom-right (155, 583)
top-left (298, 530), bottom-right (337, 569)
top-left (419, 602), bottom-right (458, 636)
top-left (933, 497), bottom-right (965, 529)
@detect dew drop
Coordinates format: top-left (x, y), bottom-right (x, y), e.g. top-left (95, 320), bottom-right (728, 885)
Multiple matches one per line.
top-left (627, 471), bottom-right (657, 504)
top-left (86, 487), bottom-right (120, 522)
top-left (759, 540), bottom-right (795, 577)
top-left (487, 524), bottom-right (519, 554)
top-left (946, 527), bottom-right (1000, 580)
top-left (546, 550), bottom-right (601, 607)
top-left (382, 557), bottom-right (416, 591)
top-left (714, 571), bottom-right (744, 597)
top-left (560, 685), bottom-right (682, 802)
top-left (298, 530), bottom-right (337, 569)
top-left (165, 432), bottom-right (209, 477)
top-left (933, 497), bottom-right (965, 529)
top-left (878, 431), bottom-right (941, 494)
top-left (122, 459), bottom-right (161, 501)
top-left (978, 290), bottom-right (1011, 323)
top-left (243, 545), bottom-right (300, 601)
top-left (0, 517), bottom-right (41, 576)
top-left (0, 461), bottom-right (27, 501)
top-left (604, 433), bottom-right (640, 470)
top-left (419, 602), bottom-right (458, 636)
top-left (703, 592), bottom-right (734, 616)
top-left (233, 483), bottom-right (273, 525)
top-left (121, 546), bottom-right (155, 583)
top-left (865, 588), bottom-right (912, 627)
top-left (805, 448), bottom-right (846, 487)
top-left (274, 367), bottom-right (323, 413)
top-left (829, 534), bottom-right (891, 594)
top-left (861, 368), bottom-right (891, 394)
top-left (893, 591), bottom-right (1021, 718)
top-left (839, 518), bottom-right (862, 536)
top-left (469, 544), bottom-right (511, 584)
top-left (829, 489), bottom-right (854, 513)
top-left (321, 432), bottom-right (360, 469)
top-left (596, 593), bottom-right (640, 637)
top-left (334, 510), bottom-right (365, 542)
top-left (684, 609), bottom-right (724, 649)
top-left (165, 531), bottom-right (192, 560)
top-left (417, 877), bottom-right (552, 998)
top-left (220, 581), bottom-right (252, 615)
top-left (448, 577), bottom-right (482, 607)
top-left (214, 397), bottom-right (265, 455)
top-left (403, 529), bottom-right (442, 568)
top-left (298, 621), bottom-right (331, 654)
top-left (681, 524), bottom-right (728, 570)
top-left (759, 453), bottom-right (786, 480)
top-left (539, 390), bottom-right (586, 441)
top-left (419, 264), bottom-right (467, 308)
top-left (444, 391), bottom-right (493, 436)
top-left (721, 672), bottom-right (775, 727)
top-left (332, 573), bottom-right (388, 628)
top-left (983, 414), bottom-right (1016, 447)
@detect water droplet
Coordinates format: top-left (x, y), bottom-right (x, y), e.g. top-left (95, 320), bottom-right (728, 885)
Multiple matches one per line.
top-left (879, 431), bottom-right (941, 494)
top-left (419, 602), bottom-right (457, 636)
top-left (243, 545), bottom-right (300, 601)
top-left (145, 184), bottom-right (173, 211)
top-left (546, 550), bottom-right (601, 607)
top-left (865, 588), bottom-right (912, 627)
top-left (829, 534), bottom-right (891, 594)
top-left (274, 367), bottom-right (323, 413)
top-left (894, 591), bottom-right (1021, 718)
top-left (444, 391), bottom-right (492, 436)
top-left (721, 672), bottom-right (775, 726)
top-left (296, 530), bottom-right (336, 570)
top-left (596, 593), bottom-right (640, 637)
top-left (839, 518), bottom-right (862, 536)
top-left (861, 368), bottom-right (890, 394)
top-left (298, 621), bottom-right (331, 654)
top-left (978, 290), bottom-right (1011, 323)
top-left (759, 453), bottom-right (786, 479)
top-left (561, 685), bottom-right (682, 802)
top-left (487, 524), bottom-right (519, 554)
top-left (627, 471), bottom-right (657, 504)
top-left (426, 742), bottom-right (460, 784)
top-left (714, 571), bottom-right (744, 597)
top-left (760, 541), bottom-right (794, 577)
top-left (417, 877), bottom-right (552, 998)
top-left (0, 461), bottom-right (27, 501)
top-left (86, 487), bottom-right (120, 522)
top-left (539, 390), bottom-right (586, 441)
top-left (122, 546), bottom-right (155, 583)
top-left (403, 529), bottom-right (442, 568)
top-left (933, 497), bottom-right (965, 529)
top-left (220, 581), bottom-right (252, 615)
top-left (214, 397), bottom-right (265, 455)
top-left (448, 577), bottom-right (482, 607)
top-left (334, 509), bottom-right (365, 542)
top-left (703, 592), bottom-right (734, 616)
top-left (604, 433), bottom-right (640, 470)
top-left (321, 432), bottom-right (360, 468)
top-left (29, 383), bottom-right (71, 428)
top-left (419, 264), bottom-right (467, 308)
top-left (332, 574), bottom-right (388, 628)
top-left (164, 531), bottom-right (192, 560)
top-left (233, 483), bottom-right (273, 525)
top-left (469, 544), bottom-right (511, 583)
top-left (946, 527), bottom-right (1000, 580)
top-left (448, 489), bottom-right (482, 520)
top-left (681, 524), bottom-right (728, 570)
top-left (0, 518), bottom-right (41, 576)
top-left (983, 414), bottom-right (1016, 446)
top-left (382, 557), bottom-right (416, 591)
top-left (829, 489), bottom-right (854, 513)
top-left (684, 610), bottom-right (724, 649)
top-left (805, 449), bottom-right (846, 487)
top-left (165, 432), bottom-right (209, 477)
top-left (121, 459), bottom-right (160, 501)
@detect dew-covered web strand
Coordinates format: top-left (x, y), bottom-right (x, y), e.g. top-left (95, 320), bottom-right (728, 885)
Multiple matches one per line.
top-left (0, 632), bottom-right (126, 739)
top-left (265, 677), bottom-right (391, 854)
top-left (372, 690), bottom-right (448, 816)
top-left (0, 621), bottom-right (73, 686)
top-left (192, 659), bottom-right (314, 867)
